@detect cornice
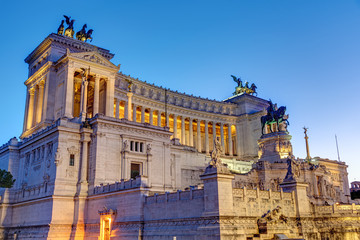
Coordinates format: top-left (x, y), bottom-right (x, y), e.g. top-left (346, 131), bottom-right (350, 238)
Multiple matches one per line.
top-left (25, 33), bottom-right (114, 64)
top-left (116, 73), bottom-right (237, 106)
top-left (24, 62), bottom-right (52, 86)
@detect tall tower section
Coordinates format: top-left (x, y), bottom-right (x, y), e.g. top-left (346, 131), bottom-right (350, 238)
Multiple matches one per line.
top-left (21, 33), bottom-right (120, 138)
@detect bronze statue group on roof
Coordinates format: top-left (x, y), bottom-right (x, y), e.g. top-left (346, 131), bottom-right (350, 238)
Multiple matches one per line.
top-left (231, 75), bottom-right (257, 96)
top-left (57, 15), bottom-right (93, 42)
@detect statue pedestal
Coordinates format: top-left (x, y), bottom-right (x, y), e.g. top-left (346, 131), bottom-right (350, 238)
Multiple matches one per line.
top-left (280, 181), bottom-right (311, 217)
top-left (200, 166), bottom-right (234, 217)
top-left (257, 132), bottom-right (293, 163)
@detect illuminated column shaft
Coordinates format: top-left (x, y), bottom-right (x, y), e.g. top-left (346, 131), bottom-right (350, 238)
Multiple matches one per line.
top-left (141, 107), bottom-right (145, 123)
top-left (64, 67), bottom-right (74, 118)
top-left (173, 115), bottom-right (177, 138)
top-left (220, 123), bottom-right (225, 152)
top-left (157, 111), bottom-right (162, 126)
top-left (105, 77), bottom-right (115, 117)
top-left (149, 109), bottom-right (153, 125)
top-left (133, 104), bottom-right (137, 122)
top-left (212, 122), bottom-right (217, 150)
top-left (205, 120), bottom-right (209, 154)
top-left (126, 92), bottom-right (133, 120)
top-left (93, 75), bottom-right (100, 116)
top-left (189, 118), bottom-right (193, 147)
top-left (27, 88), bottom-right (35, 129)
top-left (36, 81), bottom-right (44, 123)
top-left (181, 116), bottom-right (185, 144)
top-left (80, 78), bottom-right (88, 121)
top-left (115, 98), bottom-right (120, 119)
top-left (166, 113), bottom-right (169, 127)
top-left (197, 119), bottom-right (201, 152)
top-left (228, 124), bottom-right (233, 156)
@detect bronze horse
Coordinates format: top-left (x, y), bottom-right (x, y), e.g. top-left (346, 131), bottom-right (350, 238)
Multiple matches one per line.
top-left (261, 105), bottom-right (289, 135)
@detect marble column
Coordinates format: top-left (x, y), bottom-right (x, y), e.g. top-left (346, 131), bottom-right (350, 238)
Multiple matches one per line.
top-left (212, 122), bottom-right (217, 145)
top-left (173, 115), bottom-right (177, 138)
top-left (141, 107), bottom-right (145, 123)
top-left (189, 118), bottom-right (193, 147)
top-left (166, 113), bottom-right (169, 127)
top-left (105, 76), bottom-right (115, 117)
top-left (80, 77), bottom-right (88, 121)
top-left (228, 124), bottom-right (233, 156)
top-left (149, 109), bottom-right (153, 125)
top-left (127, 92), bottom-right (133, 121)
top-left (36, 81), bottom-right (45, 124)
top-left (27, 88), bottom-right (35, 129)
top-left (124, 101), bottom-right (128, 119)
top-left (205, 120), bottom-right (209, 154)
top-left (133, 104), bottom-right (137, 122)
top-left (93, 75), bottom-right (100, 116)
top-left (181, 116), bottom-right (185, 144)
top-left (157, 111), bottom-right (162, 126)
top-left (197, 119), bottom-right (201, 152)
top-left (64, 67), bottom-right (74, 118)
top-left (220, 123), bottom-right (225, 152)
top-left (115, 98), bottom-right (120, 119)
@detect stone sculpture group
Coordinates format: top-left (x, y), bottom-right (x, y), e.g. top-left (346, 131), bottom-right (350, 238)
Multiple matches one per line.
top-left (57, 15), bottom-right (93, 42)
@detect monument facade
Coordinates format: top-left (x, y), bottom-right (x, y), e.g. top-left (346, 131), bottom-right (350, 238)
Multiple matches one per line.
top-left (0, 19), bottom-right (359, 239)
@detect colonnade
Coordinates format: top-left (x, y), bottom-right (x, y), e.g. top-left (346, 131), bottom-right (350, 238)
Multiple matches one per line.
top-left (113, 97), bottom-right (238, 156)
top-left (25, 80), bottom-right (45, 130)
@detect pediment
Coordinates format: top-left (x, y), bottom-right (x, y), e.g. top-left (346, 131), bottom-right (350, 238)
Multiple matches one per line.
top-left (69, 51), bottom-right (119, 70)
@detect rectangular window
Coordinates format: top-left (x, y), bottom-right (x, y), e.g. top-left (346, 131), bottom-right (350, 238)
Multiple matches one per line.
top-left (140, 143), bottom-right (143, 152)
top-left (130, 141), bottom-right (134, 151)
top-left (131, 163), bottom-right (141, 179)
top-left (69, 154), bottom-right (75, 166)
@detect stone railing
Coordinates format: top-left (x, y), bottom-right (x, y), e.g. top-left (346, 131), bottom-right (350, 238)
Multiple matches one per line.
top-left (232, 187), bottom-right (295, 217)
top-left (91, 176), bottom-right (148, 195)
top-left (315, 203), bottom-right (360, 216)
top-left (12, 182), bottom-right (53, 203)
top-left (145, 188), bottom-right (204, 205)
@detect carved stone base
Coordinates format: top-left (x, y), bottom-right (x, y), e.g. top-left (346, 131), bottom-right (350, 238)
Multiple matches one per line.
top-left (258, 132), bottom-right (293, 163)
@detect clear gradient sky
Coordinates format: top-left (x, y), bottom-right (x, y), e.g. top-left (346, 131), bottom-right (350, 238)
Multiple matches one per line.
top-left (0, 1), bottom-right (359, 182)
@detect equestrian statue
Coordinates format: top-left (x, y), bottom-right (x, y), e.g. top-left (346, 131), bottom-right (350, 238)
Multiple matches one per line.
top-left (260, 100), bottom-right (290, 135)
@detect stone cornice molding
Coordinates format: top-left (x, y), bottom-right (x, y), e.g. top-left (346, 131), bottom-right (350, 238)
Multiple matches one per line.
top-left (90, 115), bottom-right (173, 139)
top-left (55, 52), bottom-right (119, 74)
top-left (25, 33), bottom-right (114, 64)
top-left (117, 73), bottom-right (236, 106)
top-left (25, 62), bottom-right (52, 86)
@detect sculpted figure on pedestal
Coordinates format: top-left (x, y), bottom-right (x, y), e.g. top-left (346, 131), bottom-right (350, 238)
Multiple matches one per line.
top-left (261, 100), bottom-right (290, 135)
top-left (284, 156), bottom-right (301, 182)
top-left (205, 137), bottom-right (230, 174)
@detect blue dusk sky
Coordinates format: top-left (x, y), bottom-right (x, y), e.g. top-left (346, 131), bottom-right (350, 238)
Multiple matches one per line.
top-left (0, 1), bottom-right (359, 182)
